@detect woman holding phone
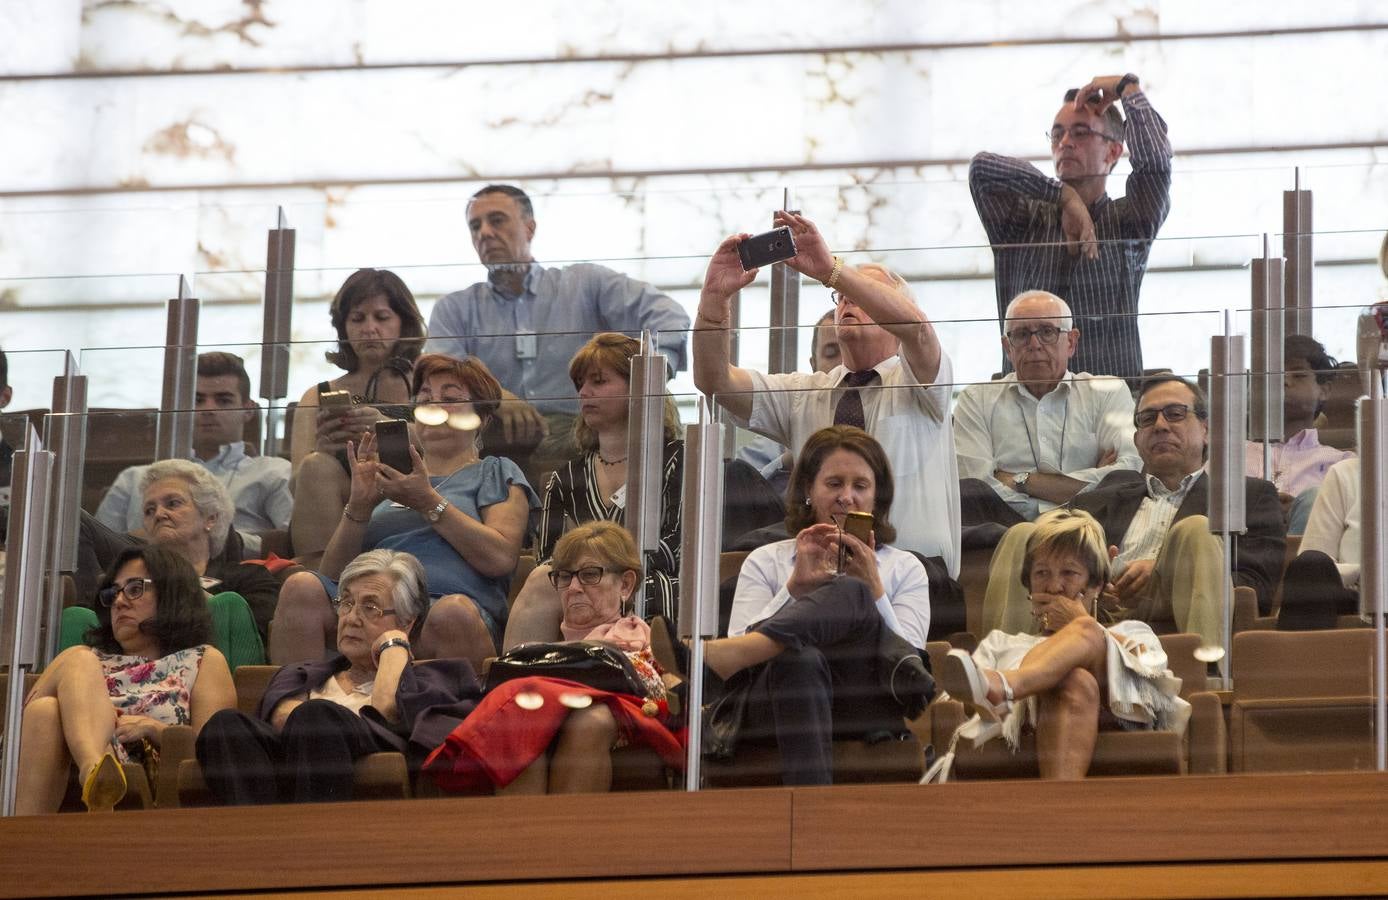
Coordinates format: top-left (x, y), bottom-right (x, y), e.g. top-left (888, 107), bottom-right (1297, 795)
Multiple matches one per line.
top-left (271, 354), bottom-right (539, 672)
top-left (711, 425), bottom-right (933, 786)
top-left (290, 268), bottom-right (426, 566)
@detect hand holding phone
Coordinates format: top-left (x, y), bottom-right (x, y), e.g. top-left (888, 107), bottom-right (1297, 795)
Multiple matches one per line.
top-left (738, 226), bottom-right (797, 271)
top-left (837, 511), bottom-right (874, 574)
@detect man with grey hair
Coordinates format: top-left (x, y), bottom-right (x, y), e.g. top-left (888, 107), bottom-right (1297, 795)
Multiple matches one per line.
top-left (970, 73), bottom-right (1171, 381)
top-left (955, 290), bottom-right (1141, 526)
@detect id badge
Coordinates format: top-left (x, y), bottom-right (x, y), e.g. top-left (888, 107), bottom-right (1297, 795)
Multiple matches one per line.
top-left (514, 330), bottom-right (537, 360)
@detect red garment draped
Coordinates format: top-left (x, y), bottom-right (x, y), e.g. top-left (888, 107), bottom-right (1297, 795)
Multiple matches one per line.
top-left (422, 676), bottom-right (685, 793)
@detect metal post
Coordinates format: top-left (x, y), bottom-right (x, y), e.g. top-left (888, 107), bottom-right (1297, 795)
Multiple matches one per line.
top-left (679, 400), bottom-right (724, 791)
top-left (1357, 388), bottom-right (1387, 770)
top-left (624, 332), bottom-right (667, 620)
top-left (1209, 327), bottom-right (1247, 688)
top-left (261, 207), bottom-right (296, 458)
top-left (1249, 235), bottom-right (1285, 451)
top-left (39, 353), bottom-right (88, 663)
top-left (727, 289), bottom-right (741, 367)
top-left (1282, 168), bottom-right (1314, 337)
top-left (155, 276), bottom-right (200, 461)
top-left (1, 427), bottom-right (55, 816)
top-left (766, 189), bottom-right (800, 374)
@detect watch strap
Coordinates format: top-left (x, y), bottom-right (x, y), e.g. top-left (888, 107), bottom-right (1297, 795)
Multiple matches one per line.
top-left (1114, 73), bottom-right (1138, 99)
top-left (425, 498), bottom-right (450, 522)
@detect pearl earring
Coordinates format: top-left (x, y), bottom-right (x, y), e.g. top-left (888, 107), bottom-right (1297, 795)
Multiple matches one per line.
top-left (804, 497), bottom-right (812, 506)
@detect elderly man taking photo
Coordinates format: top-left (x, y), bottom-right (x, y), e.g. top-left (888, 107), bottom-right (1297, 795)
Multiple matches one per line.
top-left (955, 289), bottom-right (1140, 527)
top-left (694, 211), bottom-right (960, 576)
top-left (970, 73), bottom-right (1171, 382)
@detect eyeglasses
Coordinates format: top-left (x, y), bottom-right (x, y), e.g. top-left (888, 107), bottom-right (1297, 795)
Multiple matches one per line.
top-left (1005, 325), bottom-right (1065, 347)
top-left (1046, 124), bottom-right (1120, 145)
top-left (331, 596), bottom-right (396, 620)
top-left (1133, 403), bottom-right (1203, 429)
top-left (98, 578), bottom-right (154, 607)
top-left (548, 566), bottom-right (611, 589)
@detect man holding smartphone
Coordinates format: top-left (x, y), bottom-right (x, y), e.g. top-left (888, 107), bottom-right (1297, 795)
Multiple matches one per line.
top-left (969, 73), bottom-right (1170, 383)
top-left (426, 184), bottom-right (690, 486)
top-left (694, 211), bottom-right (961, 577)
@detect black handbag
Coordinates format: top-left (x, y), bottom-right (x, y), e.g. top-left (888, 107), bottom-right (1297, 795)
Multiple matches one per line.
top-left (484, 641), bottom-right (647, 697)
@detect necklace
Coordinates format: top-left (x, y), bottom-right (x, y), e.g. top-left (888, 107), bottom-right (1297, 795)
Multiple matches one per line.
top-left (598, 453), bottom-right (628, 466)
top-left (1011, 376), bottom-right (1071, 473)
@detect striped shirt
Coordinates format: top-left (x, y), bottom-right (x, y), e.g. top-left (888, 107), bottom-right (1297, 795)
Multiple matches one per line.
top-left (1113, 470), bottom-right (1201, 575)
top-left (970, 91), bottom-right (1172, 381)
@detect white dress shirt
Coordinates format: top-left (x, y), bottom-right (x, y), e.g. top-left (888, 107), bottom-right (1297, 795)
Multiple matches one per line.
top-left (727, 538), bottom-right (932, 649)
top-left (1299, 457), bottom-right (1361, 588)
top-left (953, 371), bottom-right (1141, 519)
top-left (735, 352), bottom-right (961, 576)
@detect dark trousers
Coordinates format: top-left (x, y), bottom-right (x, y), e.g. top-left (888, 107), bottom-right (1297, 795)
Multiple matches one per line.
top-left (959, 477), bottom-right (1027, 529)
top-left (738, 577), bottom-right (907, 786)
top-left (196, 701), bottom-right (382, 805)
top-left (1277, 550), bottom-right (1359, 631)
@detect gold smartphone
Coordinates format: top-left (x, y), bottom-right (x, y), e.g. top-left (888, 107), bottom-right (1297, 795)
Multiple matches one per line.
top-left (838, 511), bottom-right (875, 573)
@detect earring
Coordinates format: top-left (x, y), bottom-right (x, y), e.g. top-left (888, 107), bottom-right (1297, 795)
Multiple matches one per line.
top-left (804, 497), bottom-right (812, 506)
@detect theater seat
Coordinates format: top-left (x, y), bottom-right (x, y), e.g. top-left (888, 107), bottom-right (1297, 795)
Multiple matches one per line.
top-left (1228, 629), bottom-right (1376, 773)
top-left (508, 554), bottom-right (536, 607)
top-left (930, 633), bottom-right (1225, 779)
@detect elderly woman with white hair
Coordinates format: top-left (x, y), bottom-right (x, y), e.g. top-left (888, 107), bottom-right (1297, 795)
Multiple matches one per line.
top-left (72, 458), bottom-right (276, 668)
top-left (195, 549), bottom-right (481, 805)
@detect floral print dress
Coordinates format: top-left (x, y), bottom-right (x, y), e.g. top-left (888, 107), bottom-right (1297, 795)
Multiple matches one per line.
top-left (95, 645), bottom-right (207, 763)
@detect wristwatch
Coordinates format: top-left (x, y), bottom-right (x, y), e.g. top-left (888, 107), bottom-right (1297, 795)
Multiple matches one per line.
top-left (424, 499), bottom-right (450, 523)
top-left (1114, 73), bottom-right (1139, 99)
top-left (1013, 471), bottom-right (1033, 491)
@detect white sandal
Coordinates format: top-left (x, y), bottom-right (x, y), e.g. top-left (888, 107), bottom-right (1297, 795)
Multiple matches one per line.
top-left (943, 649), bottom-right (1014, 724)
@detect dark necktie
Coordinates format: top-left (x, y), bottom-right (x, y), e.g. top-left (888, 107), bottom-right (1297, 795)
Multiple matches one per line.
top-left (833, 370), bottom-right (879, 430)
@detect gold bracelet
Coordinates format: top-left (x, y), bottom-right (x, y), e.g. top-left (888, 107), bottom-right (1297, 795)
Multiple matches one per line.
top-left (696, 311), bottom-right (727, 327)
top-left (822, 256), bottom-right (844, 290)
top-left (342, 505), bottom-right (370, 523)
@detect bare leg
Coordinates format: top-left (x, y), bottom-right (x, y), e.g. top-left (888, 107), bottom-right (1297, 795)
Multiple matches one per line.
top-left (497, 754), bottom-right (549, 796)
top-left (547, 705), bottom-right (617, 794)
top-left (17, 648), bottom-right (118, 815)
top-left (418, 594), bottom-right (497, 674)
top-left (701, 633), bottom-right (785, 681)
top-left (501, 565), bottom-right (561, 650)
top-left (289, 452), bottom-right (351, 568)
top-left (1034, 669), bottom-right (1101, 780)
top-left (269, 571), bottom-right (336, 665)
top-left (978, 617), bottom-right (1109, 705)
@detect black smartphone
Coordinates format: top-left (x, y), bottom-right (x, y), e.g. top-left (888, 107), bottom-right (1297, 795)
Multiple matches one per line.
top-left (374, 419), bottom-right (414, 474)
top-left (738, 226), bottom-right (797, 271)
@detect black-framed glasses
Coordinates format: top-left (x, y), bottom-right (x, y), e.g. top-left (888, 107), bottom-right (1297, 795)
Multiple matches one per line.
top-left (1134, 403), bottom-right (1203, 429)
top-left (98, 578), bottom-right (153, 607)
top-left (331, 596), bottom-right (396, 620)
top-left (1046, 124), bottom-right (1120, 145)
top-left (548, 566), bottom-right (611, 589)
top-left (1005, 325), bottom-right (1064, 347)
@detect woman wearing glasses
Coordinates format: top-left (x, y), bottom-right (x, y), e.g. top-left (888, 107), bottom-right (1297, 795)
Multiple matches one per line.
top-left (504, 333), bottom-right (684, 647)
top-left (196, 549), bottom-right (480, 805)
top-left (271, 353), bottom-right (540, 672)
top-left (426, 521), bottom-right (683, 795)
top-left (17, 546), bottom-right (236, 814)
top-left (712, 425), bottom-right (934, 786)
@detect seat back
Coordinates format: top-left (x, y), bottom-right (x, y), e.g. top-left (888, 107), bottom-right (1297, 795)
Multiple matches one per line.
top-left (1232, 629), bottom-right (1374, 700)
top-left (1229, 629), bottom-right (1376, 773)
top-left (233, 665), bottom-right (282, 716)
top-left (1156, 633), bottom-right (1208, 697)
top-left (508, 554), bottom-right (537, 607)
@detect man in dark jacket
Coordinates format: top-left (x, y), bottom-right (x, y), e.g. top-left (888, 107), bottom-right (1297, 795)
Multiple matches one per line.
top-left (981, 375), bottom-right (1285, 654)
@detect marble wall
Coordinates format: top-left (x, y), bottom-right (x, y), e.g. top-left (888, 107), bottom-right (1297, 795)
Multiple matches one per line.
top-left (1, 1), bottom-right (1386, 410)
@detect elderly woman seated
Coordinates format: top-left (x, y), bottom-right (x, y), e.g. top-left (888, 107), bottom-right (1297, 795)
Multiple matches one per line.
top-left (195, 549), bottom-right (481, 804)
top-left (73, 459), bottom-right (272, 669)
top-left (17, 546), bottom-right (236, 814)
top-left (425, 521), bottom-right (683, 795)
top-left (939, 508), bottom-right (1190, 780)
